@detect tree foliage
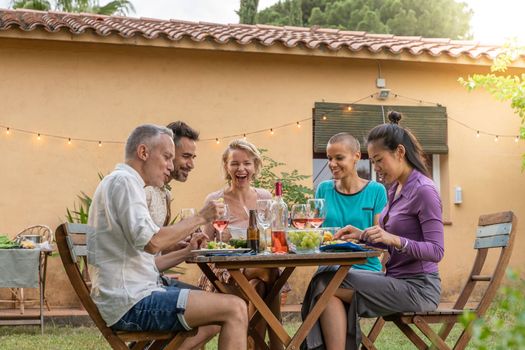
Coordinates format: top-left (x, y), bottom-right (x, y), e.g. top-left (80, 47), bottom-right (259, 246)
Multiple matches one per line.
top-left (458, 42), bottom-right (525, 170)
top-left (461, 269), bottom-right (525, 349)
top-left (237, 0), bottom-right (259, 24)
top-left (11, 0), bottom-right (135, 15)
top-left (252, 149), bottom-right (313, 207)
top-left (254, 0), bottom-right (472, 39)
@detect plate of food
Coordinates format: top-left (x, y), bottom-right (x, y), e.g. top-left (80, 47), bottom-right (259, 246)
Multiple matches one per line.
top-left (191, 248), bottom-right (252, 256)
top-left (191, 241), bottom-right (253, 255)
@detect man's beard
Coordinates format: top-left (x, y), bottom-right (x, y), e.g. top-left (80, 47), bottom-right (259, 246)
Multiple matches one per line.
top-left (172, 168), bottom-right (189, 182)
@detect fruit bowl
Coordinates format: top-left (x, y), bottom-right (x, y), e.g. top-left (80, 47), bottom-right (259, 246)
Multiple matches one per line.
top-left (286, 229), bottom-right (323, 254)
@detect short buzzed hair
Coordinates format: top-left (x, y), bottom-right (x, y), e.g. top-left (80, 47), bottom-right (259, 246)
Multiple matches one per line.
top-left (328, 132), bottom-right (360, 153)
top-left (166, 121), bottom-right (200, 147)
top-left (125, 124), bottom-right (173, 161)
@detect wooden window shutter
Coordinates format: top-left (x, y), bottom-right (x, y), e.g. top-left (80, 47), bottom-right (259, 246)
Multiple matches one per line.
top-left (313, 103), bottom-right (448, 155)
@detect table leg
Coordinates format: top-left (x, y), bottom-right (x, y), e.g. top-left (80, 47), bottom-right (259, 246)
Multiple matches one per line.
top-left (229, 269), bottom-right (292, 346)
top-left (249, 267), bottom-right (294, 329)
top-left (247, 267), bottom-right (294, 350)
top-left (197, 263), bottom-right (242, 297)
top-left (39, 252), bottom-right (44, 335)
top-left (287, 265), bottom-right (351, 350)
top-left (19, 288), bottom-right (25, 314)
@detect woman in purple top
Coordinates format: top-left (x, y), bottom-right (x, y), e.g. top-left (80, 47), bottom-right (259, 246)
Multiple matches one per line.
top-left (302, 111), bottom-right (443, 350)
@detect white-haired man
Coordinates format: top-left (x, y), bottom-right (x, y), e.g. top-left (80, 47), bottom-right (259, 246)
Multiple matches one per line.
top-left (88, 124), bottom-right (247, 349)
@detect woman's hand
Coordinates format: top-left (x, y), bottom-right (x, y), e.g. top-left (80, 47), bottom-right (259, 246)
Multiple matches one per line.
top-left (361, 226), bottom-right (402, 248)
top-left (334, 225), bottom-right (363, 241)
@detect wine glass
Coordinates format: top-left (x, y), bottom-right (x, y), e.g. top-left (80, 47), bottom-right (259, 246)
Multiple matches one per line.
top-left (307, 198), bottom-right (326, 228)
top-left (291, 204), bottom-right (308, 229)
top-left (180, 208), bottom-right (196, 220)
top-left (256, 199), bottom-right (273, 254)
top-left (212, 204), bottom-right (230, 249)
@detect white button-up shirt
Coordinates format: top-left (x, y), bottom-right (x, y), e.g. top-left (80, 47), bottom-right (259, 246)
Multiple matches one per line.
top-left (87, 163), bottom-right (164, 326)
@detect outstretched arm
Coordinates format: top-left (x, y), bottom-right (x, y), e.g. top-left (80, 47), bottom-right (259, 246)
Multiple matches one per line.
top-left (145, 201), bottom-right (223, 254)
top-left (155, 232), bottom-right (208, 271)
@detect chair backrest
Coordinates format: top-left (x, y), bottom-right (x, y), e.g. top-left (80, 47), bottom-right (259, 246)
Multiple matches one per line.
top-left (453, 211), bottom-right (517, 316)
top-left (16, 224), bottom-right (54, 243)
top-left (55, 223), bottom-right (129, 350)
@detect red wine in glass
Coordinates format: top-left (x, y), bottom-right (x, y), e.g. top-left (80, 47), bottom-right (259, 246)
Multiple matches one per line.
top-left (213, 220), bottom-right (229, 232)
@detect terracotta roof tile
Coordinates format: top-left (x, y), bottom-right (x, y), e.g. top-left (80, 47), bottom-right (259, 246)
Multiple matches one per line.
top-left (0, 8), bottom-right (513, 61)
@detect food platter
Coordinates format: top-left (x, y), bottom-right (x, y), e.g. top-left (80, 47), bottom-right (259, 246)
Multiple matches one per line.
top-left (191, 248), bottom-right (252, 256)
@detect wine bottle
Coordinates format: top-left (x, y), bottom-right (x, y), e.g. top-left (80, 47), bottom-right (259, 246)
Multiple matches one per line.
top-left (247, 209), bottom-right (260, 253)
top-left (270, 181), bottom-right (289, 254)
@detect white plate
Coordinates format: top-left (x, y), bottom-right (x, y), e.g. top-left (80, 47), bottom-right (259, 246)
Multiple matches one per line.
top-left (191, 248), bottom-right (252, 256)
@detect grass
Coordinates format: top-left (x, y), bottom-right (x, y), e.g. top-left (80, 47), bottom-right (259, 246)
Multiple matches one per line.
top-left (0, 307), bottom-right (506, 349)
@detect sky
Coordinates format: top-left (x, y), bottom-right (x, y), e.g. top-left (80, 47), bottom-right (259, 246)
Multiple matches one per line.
top-left (0, 0), bottom-right (523, 44)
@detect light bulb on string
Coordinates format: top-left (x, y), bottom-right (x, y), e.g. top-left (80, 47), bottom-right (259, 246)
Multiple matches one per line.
top-left (296, 122), bottom-right (301, 128)
top-left (215, 138), bottom-right (220, 144)
top-left (476, 131), bottom-right (480, 138)
top-left (322, 114), bottom-right (327, 121)
top-left (346, 106), bottom-right (352, 112)
top-left (98, 141), bottom-right (102, 147)
top-left (494, 135), bottom-right (499, 142)
top-left (515, 136), bottom-right (520, 143)
top-left (243, 134), bottom-right (247, 140)
top-left (37, 133), bottom-right (41, 140)
top-left (270, 128), bottom-right (274, 135)
top-left (68, 138), bottom-right (72, 145)
top-left (6, 127), bottom-right (10, 135)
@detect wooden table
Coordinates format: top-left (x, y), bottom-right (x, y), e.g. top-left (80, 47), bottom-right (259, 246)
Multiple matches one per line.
top-left (186, 250), bottom-right (381, 350)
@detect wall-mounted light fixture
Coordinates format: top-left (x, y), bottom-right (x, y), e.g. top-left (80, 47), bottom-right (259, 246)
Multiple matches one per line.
top-left (377, 88), bottom-right (390, 100)
top-left (454, 186), bottom-right (463, 205)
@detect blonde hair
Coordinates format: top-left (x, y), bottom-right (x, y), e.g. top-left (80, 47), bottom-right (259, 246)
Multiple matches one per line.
top-left (222, 139), bottom-right (263, 182)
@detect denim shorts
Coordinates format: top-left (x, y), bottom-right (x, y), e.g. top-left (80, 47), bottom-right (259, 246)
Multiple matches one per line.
top-left (111, 286), bottom-right (192, 332)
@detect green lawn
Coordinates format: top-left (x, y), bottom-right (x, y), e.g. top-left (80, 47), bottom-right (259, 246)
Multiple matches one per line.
top-left (0, 313), bottom-right (500, 349)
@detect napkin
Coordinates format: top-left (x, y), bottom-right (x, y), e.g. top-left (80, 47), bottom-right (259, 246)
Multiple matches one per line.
top-left (320, 242), bottom-right (369, 252)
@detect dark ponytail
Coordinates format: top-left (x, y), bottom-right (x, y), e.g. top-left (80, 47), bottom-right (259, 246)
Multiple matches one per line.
top-left (367, 111), bottom-right (429, 177)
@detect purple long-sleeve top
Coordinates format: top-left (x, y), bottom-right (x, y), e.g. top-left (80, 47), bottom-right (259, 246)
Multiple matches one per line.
top-left (376, 169), bottom-right (444, 278)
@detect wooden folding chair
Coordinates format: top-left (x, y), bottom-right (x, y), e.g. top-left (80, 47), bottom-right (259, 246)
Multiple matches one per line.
top-left (55, 222), bottom-right (196, 350)
top-left (362, 210), bottom-right (518, 350)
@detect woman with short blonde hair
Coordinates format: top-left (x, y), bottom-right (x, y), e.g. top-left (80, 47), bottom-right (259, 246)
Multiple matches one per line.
top-left (199, 138), bottom-right (284, 350)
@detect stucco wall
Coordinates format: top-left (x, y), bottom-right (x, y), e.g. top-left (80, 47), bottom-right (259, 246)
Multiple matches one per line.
top-left (0, 37), bottom-right (523, 307)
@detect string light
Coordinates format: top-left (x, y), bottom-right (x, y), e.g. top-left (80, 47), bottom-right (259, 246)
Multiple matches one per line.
top-left (37, 133), bottom-right (41, 140)
top-left (1, 92), bottom-right (522, 147)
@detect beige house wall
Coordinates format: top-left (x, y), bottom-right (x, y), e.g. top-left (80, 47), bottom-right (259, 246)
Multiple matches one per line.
top-left (0, 37), bottom-right (523, 306)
